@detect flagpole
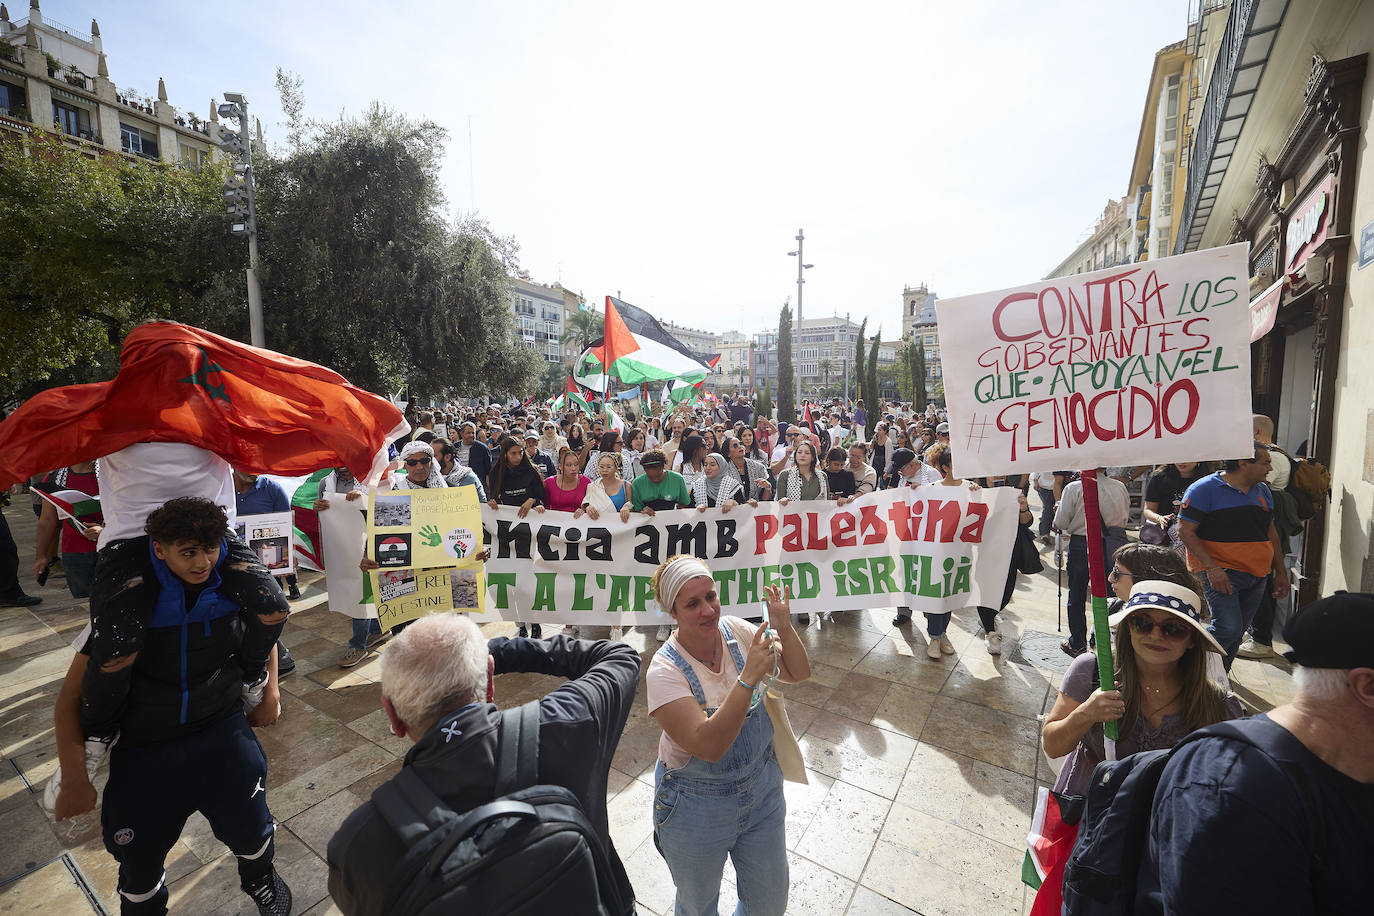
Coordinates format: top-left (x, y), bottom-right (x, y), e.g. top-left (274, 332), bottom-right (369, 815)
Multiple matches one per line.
top-left (1079, 469), bottom-right (1119, 744)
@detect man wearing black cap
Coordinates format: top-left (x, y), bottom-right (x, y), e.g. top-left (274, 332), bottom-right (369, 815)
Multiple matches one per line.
top-left (888, 447), bottom-right (942, 625)
top-left (1138, 592), bottom-right (1374, 913)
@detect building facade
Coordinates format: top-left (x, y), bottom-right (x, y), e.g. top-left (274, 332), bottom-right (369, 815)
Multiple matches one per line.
top-left (1126, 38), bottom-right (1197, 263)
top-left (555, 284), bottom-right (586, 365)
top-left (796, 315), bottom-right (862, 390)
top-left (509, 278), bottom-right (564, 364)
top-left (1045, 197), bottom-right (1135, 277)
top-left (711, 331), bottom-right (752, 393)
top-left (660, 321), bottom-right (715, 359)
top-left (1167, 0), bottom-right (1371, 603)
top-left (901, 284), bottom-right (942, 402)
top-left (0, 2), bottom-right (217, 166)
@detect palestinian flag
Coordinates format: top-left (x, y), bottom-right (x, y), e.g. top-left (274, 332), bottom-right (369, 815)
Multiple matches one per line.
top-left (1022, 787), bottom-right (1079, 915)
top-left (575, 296), bottom-right (711, 387)
top-left (287, 468), bottom-right (332, 572)
top-left (34, 482), bottom-right (101, 528)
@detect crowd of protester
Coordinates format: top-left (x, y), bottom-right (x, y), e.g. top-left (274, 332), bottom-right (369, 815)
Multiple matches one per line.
top-left (4, 391), bottom-right (1367, 916)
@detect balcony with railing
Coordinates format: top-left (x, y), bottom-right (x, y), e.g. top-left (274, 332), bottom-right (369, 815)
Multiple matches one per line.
top-left (1173, 0), bottom-right (1287, 255)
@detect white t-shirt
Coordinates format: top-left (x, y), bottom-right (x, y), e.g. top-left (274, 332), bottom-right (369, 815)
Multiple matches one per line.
top-left (826, 424), bottom-right (848, 445)
top-left (97, 442), bottom-right (236, 548)
top-left (770, 443), bottom-right (794, 471)
top-left (647, 615), bottom-right (758, 769)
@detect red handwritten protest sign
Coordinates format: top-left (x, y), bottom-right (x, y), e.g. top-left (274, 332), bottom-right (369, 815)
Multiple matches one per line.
top-left (936, 244), bottom-right (1254, 478)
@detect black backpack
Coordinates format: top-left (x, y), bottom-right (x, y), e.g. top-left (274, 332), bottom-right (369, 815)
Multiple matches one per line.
top-left (1061, 718), bottom-right (1325, 916)
top-left (371, 703), bottom-right (627, 916)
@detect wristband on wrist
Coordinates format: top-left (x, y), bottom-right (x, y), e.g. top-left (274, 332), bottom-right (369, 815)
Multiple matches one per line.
top-left (737, 676), bottom-right (757, 691)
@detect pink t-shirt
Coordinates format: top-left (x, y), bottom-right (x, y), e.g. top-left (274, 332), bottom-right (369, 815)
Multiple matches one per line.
top-left (543, 474), bottom-right (590, 512)
top-left (647, 616), bottom-right (759, 769)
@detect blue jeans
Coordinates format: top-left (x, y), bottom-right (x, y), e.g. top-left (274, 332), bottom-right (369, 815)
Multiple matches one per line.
top-left (654, 626), bottom-right (788, 916)
top-left (349, 617), bottom-right (382, 650)
top-left (1203, 568), bottom-right (1267, 669)
top-left (62, 550), bottom-right (99, 599)
top-left (924, 612), bottom-right (951, 638)
top-left (1036, 487), bottom-right (1056, 536)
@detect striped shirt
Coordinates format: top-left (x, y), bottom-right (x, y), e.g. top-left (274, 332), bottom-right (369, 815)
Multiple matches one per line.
top-left (1179, 472), bottom-right (1274, 577)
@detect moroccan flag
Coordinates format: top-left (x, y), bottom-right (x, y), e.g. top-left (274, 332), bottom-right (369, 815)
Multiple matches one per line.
top-left (34, 482), bottom-right (101, 527)
top-left (0, 322), bottom-right (407, 489)
top-left (1022, 787), bottom-right (1079, 916)
top-left (575, 296), bottom-right (711, 387)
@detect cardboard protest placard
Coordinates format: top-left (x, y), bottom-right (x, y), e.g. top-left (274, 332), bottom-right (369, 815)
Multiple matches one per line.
top-left (366, 486), bottom-right (486, 630)
top-left (936, 244), bottom-right (1254, 478)
top-left (367, 487), bottom-right (484, 569)
top-left (476, 487), bottom-right (1019, 625)
top-left (234, 511), bottom-right (295, 575)
top-left (369, 562), bottom-right (486, 630)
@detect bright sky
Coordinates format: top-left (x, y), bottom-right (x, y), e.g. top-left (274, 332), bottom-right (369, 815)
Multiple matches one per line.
top-left (66, 0), bottom-right (1187, 339)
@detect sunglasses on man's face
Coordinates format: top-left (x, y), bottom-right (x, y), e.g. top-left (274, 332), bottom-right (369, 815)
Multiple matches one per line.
top-left (404, 456), bottom-right (432, 467)
top-left (1127, 615), bottom-right (1192, 640)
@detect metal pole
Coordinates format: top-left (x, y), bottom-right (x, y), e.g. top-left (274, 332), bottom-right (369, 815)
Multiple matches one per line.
top-left (843, 310), bottom-right (850, 406)
top-left (241, 100), bottom-right (265, 348)
top-left (794, 229), bottom-right (804, 414)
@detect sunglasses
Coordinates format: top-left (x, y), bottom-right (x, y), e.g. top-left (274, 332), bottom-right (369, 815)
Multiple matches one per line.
top-left (1127, 615), bottom-right (1193, 640)
top-left (404, 456), bottom-right (432, 467)
top-left (1108, 567), bottom-right (1133, 581)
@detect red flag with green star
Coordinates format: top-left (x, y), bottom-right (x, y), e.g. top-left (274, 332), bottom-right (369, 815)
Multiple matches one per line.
top-left (0, 322), bottom-right (406, 488)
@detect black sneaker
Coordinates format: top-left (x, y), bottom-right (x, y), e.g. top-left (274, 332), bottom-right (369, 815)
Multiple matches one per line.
top-left (286, 582), bottom-right (301, 600)
top-left (276, 644), bottom-right (295, 677)
top-left (0, 593), bottom-right (41, 608)
top-left (796, 614), bottom-right (811, 626)
top-left (892, 613), bottom-right (911, 626)
top-left (531, 624), bottom-right (542, 639)
top-left (517, 625), bottom-right (529, 638)
top-left (244, 869), bottom-right (292, 916)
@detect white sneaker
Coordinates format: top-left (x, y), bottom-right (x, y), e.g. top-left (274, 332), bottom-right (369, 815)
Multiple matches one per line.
top-left (926, 638), bottom-right (943, 660)
top-left (940, 634), bottom-right (956, 655)
top-left (43, 736), bottom-right (114, 813)
top-left (656, 625), bottom-right (672, 641)
top-left (1237, 637), bottom-right (1275, 659)
top-left (241, 673), bottom-right (268, 714)
top-left (986, 631), bottom-right (1003, 655)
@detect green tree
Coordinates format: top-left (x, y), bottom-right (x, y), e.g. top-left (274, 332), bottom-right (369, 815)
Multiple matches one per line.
top-left (777, 303), bottom-right (795, 422)
top-left (755, 380), bottom-right (772, 423)
top-left (853, 317), bottom-right (867, 401)
top-left (0, 132), bottom-right (234, 404)
top-left (913, 342), bottom-right (928, 413)
top-left (865, 331), bottom-right (880, 437)
top-left (566, 308), bottom-right (604, 351)
top-left (818, 357), bottom-right (832, 387)
top-left (241, 103), bottom-right (536, 400)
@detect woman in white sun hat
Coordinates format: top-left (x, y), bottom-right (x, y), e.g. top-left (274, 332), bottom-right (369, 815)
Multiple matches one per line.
top-left (1041, 578), bottom-right (1244, 796)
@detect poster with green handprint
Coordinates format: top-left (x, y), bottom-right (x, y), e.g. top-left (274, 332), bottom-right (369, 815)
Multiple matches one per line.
top-left (367, 485), bottom-right (483, 570)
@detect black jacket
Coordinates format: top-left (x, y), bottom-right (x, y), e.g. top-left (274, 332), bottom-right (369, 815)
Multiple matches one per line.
top-left (326, 636), bottom-right (642, 916)
top-left (463, 440), bottom-right (494, 486)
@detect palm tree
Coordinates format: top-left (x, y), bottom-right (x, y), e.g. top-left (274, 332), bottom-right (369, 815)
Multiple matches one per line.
top-left (566, 310), bottom-right (604, 351)
top-left (819, 357), bottom-right (833, 387)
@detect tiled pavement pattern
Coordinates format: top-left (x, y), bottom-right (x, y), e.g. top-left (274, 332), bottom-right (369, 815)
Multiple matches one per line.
top-left (0, 496), bottom-right (1297, 915)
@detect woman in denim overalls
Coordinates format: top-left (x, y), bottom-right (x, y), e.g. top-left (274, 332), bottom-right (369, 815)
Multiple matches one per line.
top-left (647, 555), bottom-right (812, 916)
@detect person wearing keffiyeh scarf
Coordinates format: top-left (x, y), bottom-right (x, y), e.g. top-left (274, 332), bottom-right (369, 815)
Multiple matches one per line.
top-left (720, 435), bottom-right (772, 501)
top-left (692, 454), bottom-right (746, 509)
top-left (392, 441), bottom-right (448, 490)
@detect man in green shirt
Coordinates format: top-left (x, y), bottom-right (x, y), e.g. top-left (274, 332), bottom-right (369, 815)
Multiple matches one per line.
top-left (630, 449), bottom-right (691, 515)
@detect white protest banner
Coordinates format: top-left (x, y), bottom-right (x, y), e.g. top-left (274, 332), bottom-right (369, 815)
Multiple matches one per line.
top-left (477, 487), bottom-right (1019, 625)
top-left (936, 243), bottom-right (1254, 478)
top-left (234, 512), bottom-right (295, 576)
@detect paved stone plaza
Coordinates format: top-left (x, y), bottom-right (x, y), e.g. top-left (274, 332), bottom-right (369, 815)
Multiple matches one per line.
top-left (0, 499), bottom-right (1298, 915)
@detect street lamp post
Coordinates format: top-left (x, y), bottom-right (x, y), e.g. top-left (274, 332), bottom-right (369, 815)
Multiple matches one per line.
top-left (787, 229), bottom-right (813, 416)
top-left (843, 310), bottom-right (850, 406)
